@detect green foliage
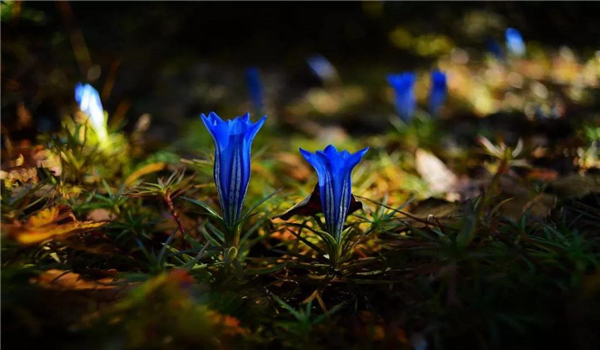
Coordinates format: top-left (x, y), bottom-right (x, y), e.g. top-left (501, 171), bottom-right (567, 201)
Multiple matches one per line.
top-left (3, 6), bottom-right (600, 347)
top-left (4, 101), bottom-right (600, 350)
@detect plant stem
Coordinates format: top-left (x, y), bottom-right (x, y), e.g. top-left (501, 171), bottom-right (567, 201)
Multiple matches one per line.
top-left (165, 190), bottom-right (186, 237)
top-left (232, 224), bottom-right (241, 248)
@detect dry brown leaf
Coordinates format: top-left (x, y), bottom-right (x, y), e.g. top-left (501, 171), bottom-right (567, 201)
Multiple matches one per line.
top-left (409, 198), bottom-right (460, 220)
top-left (500, 193), bottom-right (557, 220)
top-left (415, 149), bottom-right (459, 194)
top-left (33, 269), bottom-right (120, 291)
top-left (86, 209), bottom-right (117, 222)
top-left (5, 205), bottom-right (107, 245)
top-left (31, 269), bottom-right (131, 305)
top-left (273, 183), bottom-right (363, 220)
top-left (124, 162), bottom-right (167, 185)
top-left (526, 168), bottom-right (559, 182)
top-left (0, 144), bottom-right (62, 183)
top-left (16, 102), bottom-right (33, 128)
top-left (0, 167), bottom-right (38, 183)
top-left (551, 174), bottom-right (600, 198)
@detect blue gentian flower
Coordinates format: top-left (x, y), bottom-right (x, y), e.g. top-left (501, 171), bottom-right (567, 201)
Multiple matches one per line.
top-left (299, 145), bottom-right (368, 240)
top-left (428, 70), bottom-right (447, 116)
top-left (246, 67), bottom-right (263, 112)
top-left (201, 112), bottom-right (266, 228)
top-left (485, 37), bottom-right (504, 60)
top-left (505, 28), bottom-right (526, 57)
top-left (75, 83), bottom-right (107, 140)
top-left (387, 73), bottom-right (416, 122)
top-left (307, 54), bottom-right (338, 82)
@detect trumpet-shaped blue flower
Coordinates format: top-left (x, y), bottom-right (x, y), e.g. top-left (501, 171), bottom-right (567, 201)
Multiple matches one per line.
top-left (246, 67), bottom-right (263, 113)
top-left (299, 145), bottom-right (368, 240)
top-left (307, 54), bottom-right (339, 82)
top-left (428, 70), bottom-right (447, 116)
top-left (485, 37), bottom-right (504, 60)
top-left (505, 28), bottom-right (526, 57)
top-left (75, 83), bottom-right (107, 140)
top-left (201, 112), bottom-right (266, 228)
top-left (387, 73), bottom-right (416, 122)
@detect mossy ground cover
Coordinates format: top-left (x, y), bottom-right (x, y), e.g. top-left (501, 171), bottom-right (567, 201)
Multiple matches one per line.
top-left (2, 2), bottom-right (600, 349)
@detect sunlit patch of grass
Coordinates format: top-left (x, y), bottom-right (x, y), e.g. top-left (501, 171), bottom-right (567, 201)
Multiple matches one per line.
top-left (3, 15), bottom-right (600, 349)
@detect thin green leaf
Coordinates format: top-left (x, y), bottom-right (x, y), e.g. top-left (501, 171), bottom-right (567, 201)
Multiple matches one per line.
top-left (239, 188), bottom-right (282, 223)
top-left (182, 196), bottom-right (223, 220)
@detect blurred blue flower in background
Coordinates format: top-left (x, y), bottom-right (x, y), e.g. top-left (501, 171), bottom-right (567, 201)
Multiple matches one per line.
top-left (201, 112), bottom-right (267, 228)
top-left (387, 73), bottom-right (416, 122)
top-left (299, 145), bottom-right (368, 240)
top-left (505, 28), bottom-right (526, 57)
top-left (485, 37), bottom-right (504, 60)
top-left (307, 54), bottom-right (339, 83)
top-left (428, 70), bottom-right (447, 116)
top-left (75, 83), bottom-right (107, 140)
top-left (246, 67), bottom-right (263, 113)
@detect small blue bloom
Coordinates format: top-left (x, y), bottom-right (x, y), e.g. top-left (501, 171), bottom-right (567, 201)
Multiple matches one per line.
top-left (201, 112), bottom-right (266, 228)
top-left (505, 28), bottom-right (526, 57)
top-left (75, 83), bottom-right (107, 139)
top-left (485, 37), bottom-right (504, 60)
top-left (307, 54), bottom-right (338, 82)
top-left (246, 67), bottom-right (263, 113)
top-left (299, 145), bottom-right (368, 240)
top-left (387, 73), bottom-right (416, 122)
top-left (428, 70), bottom-right (447, 116)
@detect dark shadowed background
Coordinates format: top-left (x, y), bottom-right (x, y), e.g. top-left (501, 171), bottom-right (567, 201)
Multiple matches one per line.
top-left (3, 1), bottom-right (600, 143)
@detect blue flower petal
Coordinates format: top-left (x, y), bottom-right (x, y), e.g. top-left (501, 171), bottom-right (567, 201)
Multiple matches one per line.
top-left (75, 83), bottom-right (106, 138)
top-left (428, 70), bottom-right (447, 116)
top-left (300, 145), bottom-right (368, 240)
top-left (246, 67), bottom-right (263, 112)
top-left (201, 112), bottom-right (266, 228)
top-left (506, 28), bottom-right (526, 57)
top-left (387, 72), bottom-right (416, 122)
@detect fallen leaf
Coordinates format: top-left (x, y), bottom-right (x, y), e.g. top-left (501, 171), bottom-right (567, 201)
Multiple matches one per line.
top-left (124, 162), bottom-right (167, 185)
top-left (550, 174), bottom-right (600, 198)
top-left (500, 193), bottom-right (557, 220)
top-left (409, 198), bottom-right (460, 220)
top-left (526, 167), bottom-right (559, 182)
top-left (33, 269), bottom-right (122, 291)
top-left (30, 269), bottom-right (131, 306)
top-left (16, 102), bottom-right (33, 128)
top-left (87, 209), bottom-right (117, 222)
top-left (273, 183), bottom-right (363, 220)
top-left (415, 149), bottom-right (459, 194)
top-left (5, 205), bottom-right (107, 245)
